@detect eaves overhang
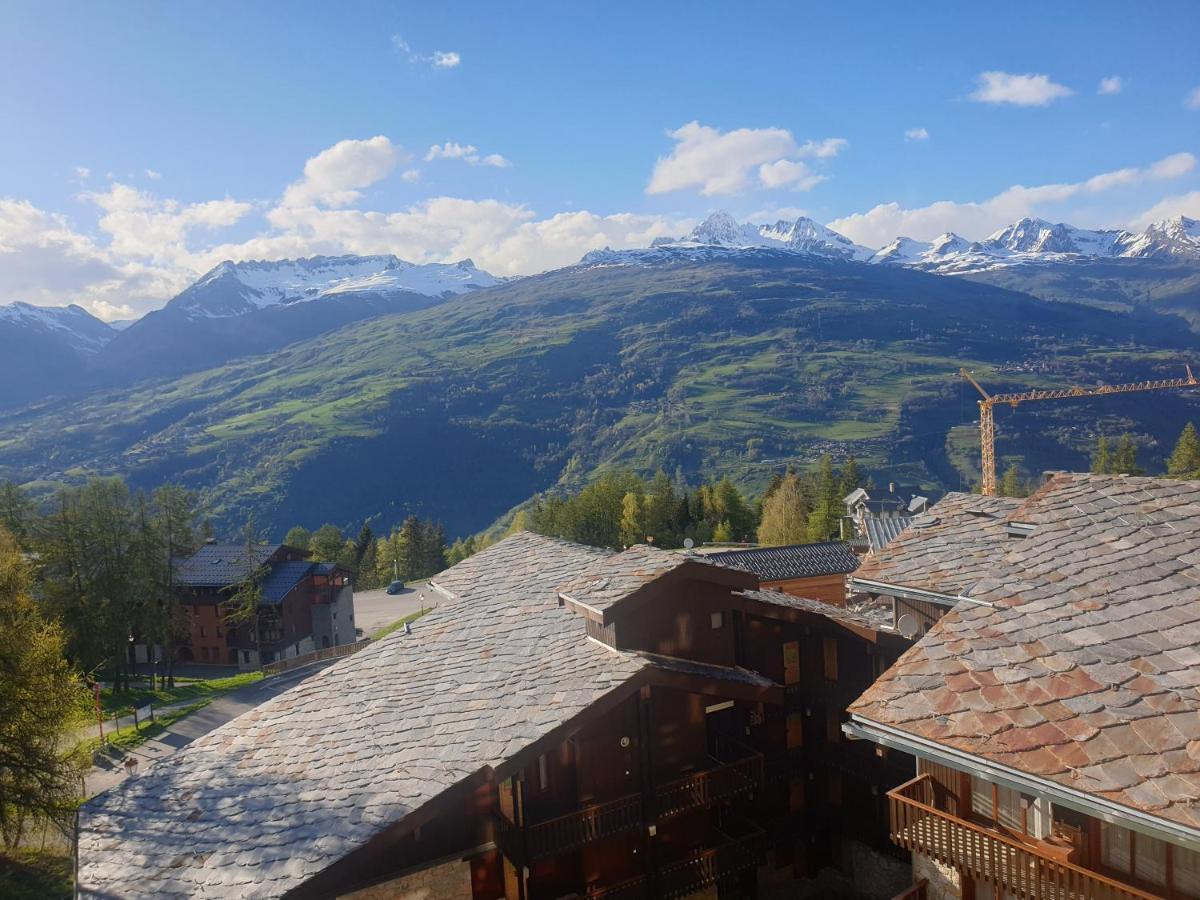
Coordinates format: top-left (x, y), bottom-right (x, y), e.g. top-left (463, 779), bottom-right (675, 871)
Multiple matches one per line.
top-left (844, 714), bottom-right (1200, 852)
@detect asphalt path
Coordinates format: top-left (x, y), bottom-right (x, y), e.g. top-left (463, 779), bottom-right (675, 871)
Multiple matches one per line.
top-left (352, 584), bottom-right (437, 635)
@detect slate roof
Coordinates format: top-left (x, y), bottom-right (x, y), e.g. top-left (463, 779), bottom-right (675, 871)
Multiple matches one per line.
top-left (556, 544), bottom-right (720, 614)
top-left (739, 588), bottom-right (893, 632)
top-left (850, 474), bottom-right (1200, 836)
top-left (77, 532), bottom-right (651, 899)
top-left (863, 515), bottom-right (914, 554)
top-left (707, 541), bottom-right (859, 581)
top-left (259, 560), bottom-right (316, 604)
top-left (852, 493), bottom-right (1024, 598)
top-left (174, 544), bottom-right (283, 588)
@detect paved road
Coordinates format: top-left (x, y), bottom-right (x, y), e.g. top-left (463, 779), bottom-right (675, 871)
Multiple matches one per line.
top-left (85, 662), bottom-right (335, 799)
top-left (352, 583), bottom-right (439, 635)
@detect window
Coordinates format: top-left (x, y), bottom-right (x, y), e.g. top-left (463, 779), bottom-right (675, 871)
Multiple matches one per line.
top-left (199, 625), bottom-right (207, 638)
top-left (537, 753), bottom-right (549, 792)
top-left (216, 626), bottom-right (223, 638)
top-left (822, 637), bottom-right (838, 680)
top-left (782, 641), bottom-right (800, 685)
top-left (242, 650), bottom-right (250, 663)
top-left (710, 611), bottom-right (724, 629)
top-left (1101, 821), bottom-right (1131, 874)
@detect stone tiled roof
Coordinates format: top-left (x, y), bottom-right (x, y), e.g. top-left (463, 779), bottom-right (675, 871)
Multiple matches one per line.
top-left (850, 474), bottom-right (1200, 835)
top-left (174, 543), bottom-right (283, 588)
top-left (259, 560), bottom-right (315, 604)
top-left (851, 493), bottom-right (1023, 598)
top-left (739, 588), bottom-right (892, 632)
top-left (707, 541), bottom-right (859, 581)
top-left (863, 515), bottom-right (914, 554)
top-left (77, 532), bottom-right (649, 899)
top-left (556, 544), bottom-right (720, 614)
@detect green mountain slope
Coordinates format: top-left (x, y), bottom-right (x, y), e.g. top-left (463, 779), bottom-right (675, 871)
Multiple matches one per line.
top-left (2, 253), bottom-right (1197, 535)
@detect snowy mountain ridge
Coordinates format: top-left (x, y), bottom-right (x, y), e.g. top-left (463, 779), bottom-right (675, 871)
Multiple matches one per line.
top-left (580, 212), bottom-right (1200, 272)
top-left (174, 255), bottom-right (501, 319)
top-left (0, 300), bottom-right (114, 353)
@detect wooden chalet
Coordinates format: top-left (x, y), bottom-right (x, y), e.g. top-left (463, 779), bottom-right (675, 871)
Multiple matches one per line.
top-left (173, 542), bottom-right (355, 668)
top-left (846, 474), bottom-right (1200, 900)
top-left (78, 532), bottom-right (913, 899)
top-left (703, 541), bottom-right (861, 605)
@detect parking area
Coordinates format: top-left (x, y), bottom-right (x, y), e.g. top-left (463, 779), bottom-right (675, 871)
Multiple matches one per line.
top-left (352, 583), bottom-right (439, 636)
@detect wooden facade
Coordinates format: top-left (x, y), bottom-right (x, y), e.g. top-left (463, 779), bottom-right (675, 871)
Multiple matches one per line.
top-left (889, 759), bottom-right (1200, 899)
top-left (760, 573), bottom-right (848, 606)
top-left (320, 565), bottom-right (913, 900)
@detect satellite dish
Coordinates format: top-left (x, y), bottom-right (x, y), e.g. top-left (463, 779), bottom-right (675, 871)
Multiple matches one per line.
top-left (683, 538), bottom-right (695, 550)
top-left (896, 614), bottom-right (919, 640)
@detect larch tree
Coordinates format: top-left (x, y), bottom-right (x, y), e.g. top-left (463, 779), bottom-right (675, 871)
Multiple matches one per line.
top-left (0, 528), bottom-right (87, 849)
top-left (1167, 422), bottom-right (1200, 478)
top-left (757, 472), bottom-right (810, 546)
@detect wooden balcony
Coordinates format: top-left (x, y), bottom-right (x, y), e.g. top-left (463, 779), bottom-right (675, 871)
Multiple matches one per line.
top-left (524, 792), bottom-right (643, 860)
top-left (585, 874), bottom-right (649, 900)
top-left (655, 739), bottom-right (764, 820)
top-left (889, 775), bottom-right (1160, 900)
top-left (657, 820), bottom-right (767, 899)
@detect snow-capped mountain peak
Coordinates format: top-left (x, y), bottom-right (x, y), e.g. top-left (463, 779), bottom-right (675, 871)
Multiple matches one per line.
top-left (0, 301), bottom-right (114, 353)
top-left (682, 211), bottom-right (765, 247)
top-left (174, 255), bottom-right (501, 319)
top-left (659, 211), bottom-right (873, 261)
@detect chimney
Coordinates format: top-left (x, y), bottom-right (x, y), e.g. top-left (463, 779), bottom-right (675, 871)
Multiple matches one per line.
top-left (888, 482), bottom-right (895, 494)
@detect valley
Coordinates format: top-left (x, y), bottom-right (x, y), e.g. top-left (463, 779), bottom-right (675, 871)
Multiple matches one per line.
top-left (3, 251), bottom-right (1197, 538)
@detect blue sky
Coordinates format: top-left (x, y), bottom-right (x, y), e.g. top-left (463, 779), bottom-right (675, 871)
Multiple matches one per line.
top-left (1, 1), bottom-right (1198, 317)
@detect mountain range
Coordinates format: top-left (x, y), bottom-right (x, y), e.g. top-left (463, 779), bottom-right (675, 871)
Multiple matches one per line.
top-left (0, 256), bottom-right (500, 406)
top-left (586, 210), bottom-right (1200, 271)
top-left (2, 250), bottom-right (1197, 538)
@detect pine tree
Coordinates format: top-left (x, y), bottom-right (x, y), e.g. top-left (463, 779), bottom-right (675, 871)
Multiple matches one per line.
top-left (1112, 434), bottom-right (1142, 475)
top-left (998, 464), bottom-right (1029, 498)
top-left (1167, 422), bottom-right (1200, 479)
top-left (643, 471), bottom-right (678, 547)
top-left (712, 478), bottom-right (755, 542)
top-left (837, 456), bottom-right (863, 502)
top-left (0, 482), bottom-right (33, 546)
top-left (806, 455), bottom-right (842, 542)
top-left (1090, 436), bottom-right (1112, 474)
top-left (0, 529), bottom-right (87, 849)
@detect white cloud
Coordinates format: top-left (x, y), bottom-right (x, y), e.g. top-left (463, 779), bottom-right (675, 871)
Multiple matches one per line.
top-left (424, 142), bottom-right (511, 168)
top-left (392, 33), bottom-right (461, 70)
top-left (1098, 76), bottom-right (1124, 95)
top-left (969, 71), bottom-right (1073, 106)
top-left (90, 299), bottom-right (135, 320)
top-left (905, 127), bottom-right (930, 142)
top-left (145, 169), bottom-right (163, 180)
top-left (829, 151), bottom-right (1196, 247)
top-left (647, 121), bottom-right (844, 196)
top-left (280, 136), bottom-right (403, 208)
top-left (401, 168), bottom-right (421, 183)
top-left (758, 159), bottom-right (823, 190)
top-left (1187, 86), bottom-right (1200, 110)
top-left (1131, 191), bottom-right (1200, 229)
top-left (74, 166), bottom-right (91, 180)
top-left (796, 138), bottom-right (847, 159)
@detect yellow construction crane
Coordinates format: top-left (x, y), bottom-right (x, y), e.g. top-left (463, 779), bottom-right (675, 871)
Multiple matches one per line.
top-left (959, 365), bottom-right (1198, 496)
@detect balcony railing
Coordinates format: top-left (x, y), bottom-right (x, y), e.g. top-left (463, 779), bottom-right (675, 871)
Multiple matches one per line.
top-left (890, 879), bottom-right (927, 900)
top-left (585, 874), bottom-right (649, 900)
top-left (658, 821), bottom-right (767, 899)
top-left (525, 792), bottom-right (643, 860)
top-left (655, 739), bottom-right (764, 820)
top-left (889, 775), bottom-right (1160, 900)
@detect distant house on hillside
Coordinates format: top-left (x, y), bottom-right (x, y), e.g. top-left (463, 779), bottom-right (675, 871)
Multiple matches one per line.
top-left (703, 540), bottom-right (860, 605)
top-left (174, 542), bottom-right (355, 669)
top-left (843, 485), bottom-right (927, 556)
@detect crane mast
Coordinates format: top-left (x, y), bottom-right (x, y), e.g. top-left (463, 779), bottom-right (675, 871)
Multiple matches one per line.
top-left (959, 366), bottom-right (1198, 496)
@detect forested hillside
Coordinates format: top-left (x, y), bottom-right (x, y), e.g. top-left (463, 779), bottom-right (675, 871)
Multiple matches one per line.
top-left (1, 252), bottom-right (1197, 536)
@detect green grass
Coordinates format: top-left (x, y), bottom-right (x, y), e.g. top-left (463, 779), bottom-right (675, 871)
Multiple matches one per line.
top-left (371, 608), bottom-right (431, 641)
top-left (100, 671), bottom-right (262, 718)
top-left (0, 850), bottom-right (72, 900)
top-left (80, 700), bottom-right (211, 758)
